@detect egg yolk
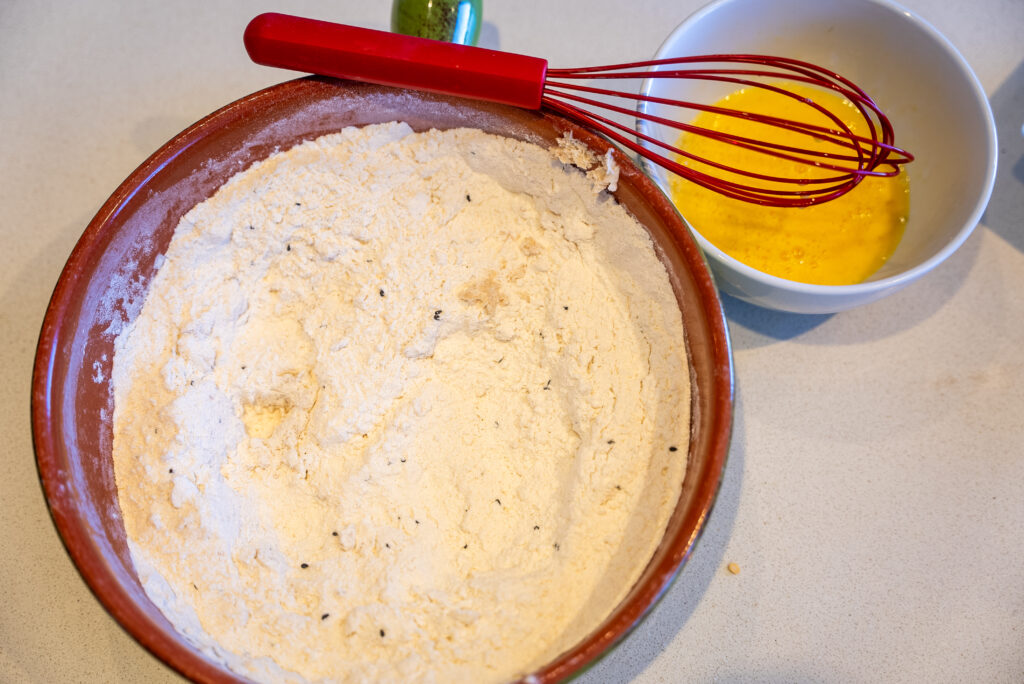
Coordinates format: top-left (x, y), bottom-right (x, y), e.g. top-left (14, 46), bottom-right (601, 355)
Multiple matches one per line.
top-left (669, 85), bottom-right (909, 285)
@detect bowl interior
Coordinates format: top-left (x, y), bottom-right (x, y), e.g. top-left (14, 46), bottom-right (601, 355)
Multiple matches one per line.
top-left (33, 78), bottom-right (733, 683)
top-left (640, 0), bottom-right (996, 283)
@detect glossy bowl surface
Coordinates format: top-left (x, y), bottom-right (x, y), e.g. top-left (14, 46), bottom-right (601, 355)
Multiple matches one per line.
top-left (32, 78), bottom-right (733, 683)
top-left (638, 0), bottom-right (998, 313)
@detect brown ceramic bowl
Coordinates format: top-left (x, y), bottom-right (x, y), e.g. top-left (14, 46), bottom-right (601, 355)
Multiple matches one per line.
top-left (32, 78), bottom-right (733, 683)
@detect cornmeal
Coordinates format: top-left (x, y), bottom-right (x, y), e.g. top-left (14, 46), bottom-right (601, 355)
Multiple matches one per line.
top-left (112, 123), bottom-right (690, 683)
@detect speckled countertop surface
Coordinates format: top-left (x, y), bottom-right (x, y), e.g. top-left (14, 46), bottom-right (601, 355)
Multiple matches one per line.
top-left (2, 1), bottom-right (1022, 682)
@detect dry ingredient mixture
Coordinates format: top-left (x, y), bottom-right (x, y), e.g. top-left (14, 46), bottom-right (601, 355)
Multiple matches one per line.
top-left (112, 123), bottom-right (690, 683)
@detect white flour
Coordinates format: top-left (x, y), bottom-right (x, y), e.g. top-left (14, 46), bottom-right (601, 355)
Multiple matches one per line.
top-left (112, 123), bottom-right (689, 683)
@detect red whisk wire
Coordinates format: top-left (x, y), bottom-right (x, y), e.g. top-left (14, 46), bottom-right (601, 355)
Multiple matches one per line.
top-left (547, 81), bottom-right (878, 174)
top-left (544, 97), bottom-right (855, 206)
top-left (544, 53), bottom-right (913, 206)
top-left (546, 87), bottom-right (852, 185)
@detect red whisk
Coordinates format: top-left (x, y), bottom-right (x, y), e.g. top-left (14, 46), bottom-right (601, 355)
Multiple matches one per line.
top-left (243, 12), bottom-right (913, 207)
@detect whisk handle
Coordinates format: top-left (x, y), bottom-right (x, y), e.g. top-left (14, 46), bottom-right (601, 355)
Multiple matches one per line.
top-left (244, 13), bottom-right (548, 109)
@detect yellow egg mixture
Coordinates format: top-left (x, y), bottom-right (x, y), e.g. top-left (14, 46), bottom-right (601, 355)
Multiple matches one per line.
top-left (669, 85), bottom-right (909, 285)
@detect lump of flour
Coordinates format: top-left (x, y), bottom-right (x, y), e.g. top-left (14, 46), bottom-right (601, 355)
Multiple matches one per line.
top-left (111, 123), bottom-right (690, 684)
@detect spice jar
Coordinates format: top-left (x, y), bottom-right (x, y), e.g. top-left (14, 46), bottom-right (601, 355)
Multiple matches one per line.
top-left (391, 0), bottom-right (482, 45)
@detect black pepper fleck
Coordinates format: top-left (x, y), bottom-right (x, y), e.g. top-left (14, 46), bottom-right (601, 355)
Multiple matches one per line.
top-left (463, 544), bottom-right (468, 549)
top-left (300, 563), bottom-right (309, 569)
top-left (466, 194), bottom-right (472, 202)
top-left (321, 613), bottom-right (329, 620)
top-left (295, 202), bottom-right (301, 206)
top-left (380, 629), bottom-right (386, 638)
top-left (168, 468), bottom-right (174, 474)
top-left (379, 288), bottom-right (385, 297)
top-left (495, 498), bottom-right (501, 506)
top-left (607, 439), bottom-right (615, 444)
top-left (433, 309), bottom-right (442, 321)
top-left (563, 305), bottom-right (569, 310)
top-left (385, 543), bottom-right (390, 548)
top-left (553, 543), bottom-right (560, 551)
top-left (669, 446), bottom-right (678, 452)
top-left (286, 244), bottom-right (291, 251)
top-left (415, 520), bottom-right (420, 525)
top-left (543, 379), bottom-right (551, 390)
top-left (533, 525), bottom-right (540, 530)
top-left (248, 225), bottom-right (254, 230)
top-left (332, 531), bottom-right (338, 537)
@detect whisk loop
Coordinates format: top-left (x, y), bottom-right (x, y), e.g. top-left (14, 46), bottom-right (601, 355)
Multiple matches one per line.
top-left (245, 13), bottom-right (913, 207)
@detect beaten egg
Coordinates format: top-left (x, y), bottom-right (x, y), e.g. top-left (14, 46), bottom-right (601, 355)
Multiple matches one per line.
top-left (669, 85), bottom-right (909, 285)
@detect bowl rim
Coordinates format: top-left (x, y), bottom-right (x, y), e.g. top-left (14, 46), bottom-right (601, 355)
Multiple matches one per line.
top-left (32, 77), bottom-right (734, 683)
top-left (635, 0), bottom-right (998, 296)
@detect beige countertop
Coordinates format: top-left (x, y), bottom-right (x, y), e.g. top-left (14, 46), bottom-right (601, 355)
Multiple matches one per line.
top-left (2, 1), bottom-right (1022, 682)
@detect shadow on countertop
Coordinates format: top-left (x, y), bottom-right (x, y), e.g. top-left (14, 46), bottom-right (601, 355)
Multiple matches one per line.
top-left (983, 58), bottom-right (1024, 255)
top-left (721, 294), bottom-right (833, 348)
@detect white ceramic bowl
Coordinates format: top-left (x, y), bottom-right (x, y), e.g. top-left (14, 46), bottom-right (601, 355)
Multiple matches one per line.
top-left (637, 0), bottom-right (998, 314)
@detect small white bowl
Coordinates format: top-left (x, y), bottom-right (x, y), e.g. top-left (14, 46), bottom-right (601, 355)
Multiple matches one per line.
top-left (637, 0), bottom-right (998, 314)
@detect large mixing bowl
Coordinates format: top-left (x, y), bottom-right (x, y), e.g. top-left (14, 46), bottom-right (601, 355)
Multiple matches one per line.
top-left (32, 78), bottom-right (733, 683)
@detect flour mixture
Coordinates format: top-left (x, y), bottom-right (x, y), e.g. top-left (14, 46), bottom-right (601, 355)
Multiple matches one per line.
top-left (112, 123), bottom-right (690, 683)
